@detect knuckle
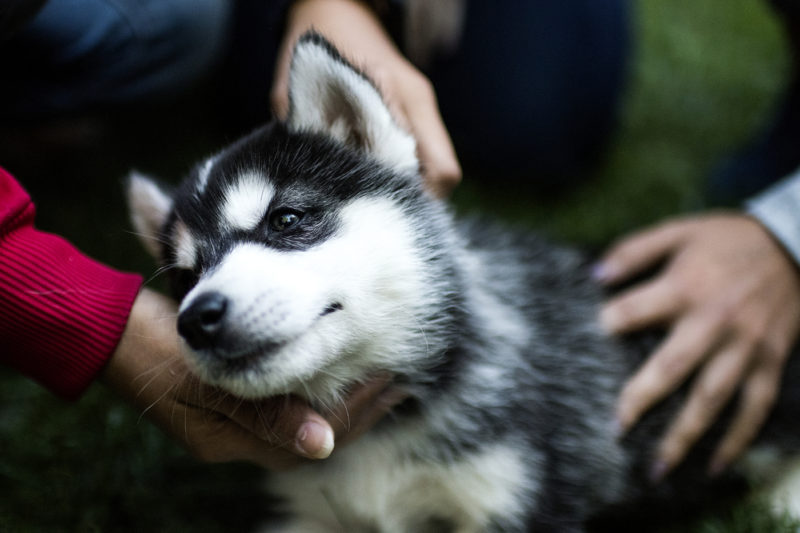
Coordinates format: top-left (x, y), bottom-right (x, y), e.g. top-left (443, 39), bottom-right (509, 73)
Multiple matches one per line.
top-left (404, 68), bottom-right (434, 95)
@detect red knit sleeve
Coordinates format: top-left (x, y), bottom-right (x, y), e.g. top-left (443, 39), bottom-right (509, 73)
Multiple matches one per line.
top-left (0, 167), bottom-right (143, 400)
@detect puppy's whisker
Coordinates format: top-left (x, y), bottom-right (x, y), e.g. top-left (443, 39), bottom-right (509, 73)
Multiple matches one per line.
top-left (124, 229), bottom-right (173, 247)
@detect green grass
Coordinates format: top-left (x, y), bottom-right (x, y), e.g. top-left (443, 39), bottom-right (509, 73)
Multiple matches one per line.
top-left (455, 0), bottom-right (791, 245)
top-left (0, 0), bottom-right (798, 531)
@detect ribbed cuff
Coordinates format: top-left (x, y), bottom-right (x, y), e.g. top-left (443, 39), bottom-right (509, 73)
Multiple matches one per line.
top-left (0, 223), bottom-right (143, 400)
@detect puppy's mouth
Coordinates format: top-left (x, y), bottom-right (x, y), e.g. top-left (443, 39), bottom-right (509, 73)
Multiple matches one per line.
top-left (320, 302), bottom-right (343, 316)
top-left (191, 301), bottom-right (344, 376)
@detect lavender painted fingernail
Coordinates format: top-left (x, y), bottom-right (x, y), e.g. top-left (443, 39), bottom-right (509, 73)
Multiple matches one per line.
top-left (591, 262), bottom-right (610, 282)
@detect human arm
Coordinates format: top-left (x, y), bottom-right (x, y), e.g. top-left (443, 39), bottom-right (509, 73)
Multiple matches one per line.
top-left (270, 0), bottom-right (461, 197)
top-left (595, 193), bottom-right (800, 480)
top-left (0, 166), bottom-right (143, 399)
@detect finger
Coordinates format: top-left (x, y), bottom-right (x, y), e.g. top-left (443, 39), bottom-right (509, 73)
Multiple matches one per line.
top-left (708, 365), bottom-right (780, 476)
top-left (399, 77), bottom-right (462, 197)
top-left (653, 343), bottom-right (749, 481)
top-left (333, 382), bottom-right (408, 448)
top-left (178, 403), bottom-right (310, 471)
top-left (617, 314), bottom-right (722, 432)
top-left (595, 220), bottom-right (689, 286)
top-left (270, 56), bottom-right (291, 120)
top-left (322, 375), bottom-right (398, 440)
top-left (269, 23), bottom-right (304, 120)
top-left (195, 392), bottom-right (335, 460)
top-left (601, 277), bottom-right (681, 334)
top-left (247, 395), bottom-right (336, 460)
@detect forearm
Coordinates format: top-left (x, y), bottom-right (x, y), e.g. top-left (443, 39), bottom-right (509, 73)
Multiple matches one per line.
top-left (0, 167), bottom-right (142, 399)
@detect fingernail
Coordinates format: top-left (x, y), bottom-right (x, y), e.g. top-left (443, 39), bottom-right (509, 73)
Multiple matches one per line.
top-left (295, 422), bottom-right (335, 459)
top-left (591, 262), bottom-right (615, 284)
top-left (649, 460), bottom-right (669, 484)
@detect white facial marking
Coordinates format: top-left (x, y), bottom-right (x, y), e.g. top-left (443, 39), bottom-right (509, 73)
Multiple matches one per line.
top-left (221, 171), bottom-right (274, 232)
top-left (181, 196), bottom-right (433, 401)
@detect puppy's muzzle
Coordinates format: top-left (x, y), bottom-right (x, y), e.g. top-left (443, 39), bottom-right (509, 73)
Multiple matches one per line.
top-left (177, 291), bottom-right (344, 357)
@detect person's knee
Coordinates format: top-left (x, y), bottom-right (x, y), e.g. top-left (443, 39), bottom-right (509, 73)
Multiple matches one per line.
top-left (4, 0), bottom-right (234, 115)
top-left (154, 0), bottom-right (233, 88)
top-left (114, 0), bottom-right (233, 100)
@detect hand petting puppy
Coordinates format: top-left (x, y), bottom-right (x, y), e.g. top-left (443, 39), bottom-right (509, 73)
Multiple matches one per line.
top-left (596, 213), bottom-right (800, 480)
top-left (270, 0), bottom-right (462, 198)
top-left (103, 288), bottom-right (402, 470)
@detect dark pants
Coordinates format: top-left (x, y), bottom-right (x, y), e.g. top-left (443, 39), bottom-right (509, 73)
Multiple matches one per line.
top-left (225, 0), bottom-right (631, 187)
top-left (2, 0), bottom-right (631, 188)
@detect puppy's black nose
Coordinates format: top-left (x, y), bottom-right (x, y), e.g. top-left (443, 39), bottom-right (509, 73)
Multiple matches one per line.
top-left (177, 292), bottom-right (228, 350)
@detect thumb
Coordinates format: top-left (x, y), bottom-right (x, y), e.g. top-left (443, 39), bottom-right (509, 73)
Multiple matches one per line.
top-left (223, 394), bottom-right (335, 460)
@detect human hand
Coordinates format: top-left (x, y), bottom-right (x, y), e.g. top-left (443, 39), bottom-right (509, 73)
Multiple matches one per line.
top-left (270, 0), bottom-right (461, 197)
top-left (102, 288), bottom-right (404, 470)
top-left (595, 213), bottom-right (800, 480)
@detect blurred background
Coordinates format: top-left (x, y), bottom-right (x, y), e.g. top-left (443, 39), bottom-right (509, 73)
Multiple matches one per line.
top-left (0, 0), bottom-right (798, 531)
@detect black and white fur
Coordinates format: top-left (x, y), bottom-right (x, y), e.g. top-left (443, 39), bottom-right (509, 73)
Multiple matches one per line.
top-left (128, 33), bottom-right (800, 532)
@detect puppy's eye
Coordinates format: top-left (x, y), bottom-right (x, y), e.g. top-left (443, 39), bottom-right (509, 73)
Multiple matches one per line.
top-left (269, 209), bottom-right (303, 231)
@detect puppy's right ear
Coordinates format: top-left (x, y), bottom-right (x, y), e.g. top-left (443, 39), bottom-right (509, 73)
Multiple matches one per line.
top-left (126, 170), bottom-right (172, 259)
top-left (286, 32), bottom-right (418, 175)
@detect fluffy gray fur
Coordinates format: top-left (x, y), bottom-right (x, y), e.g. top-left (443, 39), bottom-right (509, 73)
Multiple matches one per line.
top-left (127, 32), bottom-right (800, 532)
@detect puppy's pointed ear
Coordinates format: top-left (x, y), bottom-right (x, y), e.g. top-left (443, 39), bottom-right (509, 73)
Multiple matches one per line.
top-left (286, 32), bottom-right (418, 174)
top-left (126, 170), bottom-right (172, 259)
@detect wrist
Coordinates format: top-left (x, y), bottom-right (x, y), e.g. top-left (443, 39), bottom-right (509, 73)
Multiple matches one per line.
top-left (101, 288), bottom-right (181, 402)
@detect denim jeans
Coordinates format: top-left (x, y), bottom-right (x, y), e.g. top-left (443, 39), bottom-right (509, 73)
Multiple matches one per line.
top-left (0, 0), bottom-right (232, 119)
top-left (1, 0), bottom-right (630, 185)
top-left (427, 0), bottom-right (631, 184)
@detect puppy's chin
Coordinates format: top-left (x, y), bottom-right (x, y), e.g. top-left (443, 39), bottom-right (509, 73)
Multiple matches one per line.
top-left (180, 337), bottom-right (343, 401)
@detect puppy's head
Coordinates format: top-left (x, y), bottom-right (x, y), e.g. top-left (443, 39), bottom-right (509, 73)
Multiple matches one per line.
top-left (127, 33), bottom-right (451, 402)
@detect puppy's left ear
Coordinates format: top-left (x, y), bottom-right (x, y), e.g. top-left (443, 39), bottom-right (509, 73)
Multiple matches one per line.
top-left (286, 32), bottom-right (418, 175)
top-left (126, 170), bottom-right (173, 259)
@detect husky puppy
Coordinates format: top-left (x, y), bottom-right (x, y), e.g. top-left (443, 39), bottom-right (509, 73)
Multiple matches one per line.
top-left (127, 32), bottom-right (800, 532)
